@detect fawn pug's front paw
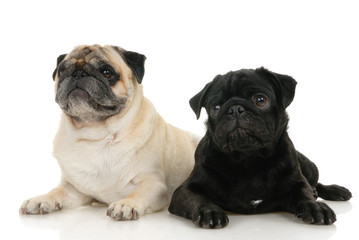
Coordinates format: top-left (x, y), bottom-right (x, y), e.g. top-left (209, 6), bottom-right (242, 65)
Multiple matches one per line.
top-left (20, 195), bottom-right (62, 215)
top-left (107, 198), bottom-right (145, 221)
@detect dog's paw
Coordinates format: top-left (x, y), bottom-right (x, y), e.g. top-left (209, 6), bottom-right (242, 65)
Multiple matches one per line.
top-left (296, 200), bottom-right (336, 225)
top-left (20, 196), bottom-right (62, 215)
top-left (317, 184), bottom-right (352, 201)
top-left (192, 205), bottom-right (229, 229)
top-left (107, 198), bottom-right (144, 221)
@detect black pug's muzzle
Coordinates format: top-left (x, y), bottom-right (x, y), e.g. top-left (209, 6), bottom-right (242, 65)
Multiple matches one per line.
top-left (212, 97), bottom-right (274, 152)
top-left (55, 63), bottom-right (126, 122)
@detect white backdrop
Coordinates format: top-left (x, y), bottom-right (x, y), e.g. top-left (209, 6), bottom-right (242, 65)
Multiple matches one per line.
top-left (0, 1), bottom-right (358, 239)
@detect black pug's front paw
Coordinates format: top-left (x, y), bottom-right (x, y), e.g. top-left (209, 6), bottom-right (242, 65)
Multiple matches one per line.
top-left (296, 200), bottom-right (336, 225)
top-left (192, 205), bottom-right (229, 229)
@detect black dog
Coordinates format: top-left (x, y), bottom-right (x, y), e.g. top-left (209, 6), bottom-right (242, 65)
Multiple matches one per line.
top-left (169, 67), bottom-right (352, 228)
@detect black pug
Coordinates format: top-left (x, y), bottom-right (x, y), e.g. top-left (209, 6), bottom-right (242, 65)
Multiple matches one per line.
top-left (169, 67), bottom-right (352, 229)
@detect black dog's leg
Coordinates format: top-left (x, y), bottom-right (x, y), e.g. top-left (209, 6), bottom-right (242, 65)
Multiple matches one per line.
top-left (297, 151), bottom-right (319, 188)
top-left (297, 151), bottom-right (352, 201)
top-left (316, 183), bottom-right (352, 201)
top-left (169, 183), bottom-right (229, 229)
top-left (284, 181), bottom-right (337, 225)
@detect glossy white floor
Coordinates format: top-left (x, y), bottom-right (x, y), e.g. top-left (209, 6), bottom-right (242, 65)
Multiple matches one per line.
top-left (4, 199), bottom-right (356, 240)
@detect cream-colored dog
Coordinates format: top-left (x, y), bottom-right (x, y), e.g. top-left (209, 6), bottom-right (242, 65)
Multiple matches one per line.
top-left (20, 45), bottom-right (198, 220)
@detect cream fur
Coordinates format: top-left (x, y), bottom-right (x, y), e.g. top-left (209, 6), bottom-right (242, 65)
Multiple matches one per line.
top-left (20, 45), bottom-right (198, 220)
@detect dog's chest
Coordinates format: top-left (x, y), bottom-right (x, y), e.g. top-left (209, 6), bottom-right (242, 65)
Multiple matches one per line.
top-left (217, 172), bottom-right (278, 212)
top-left (235, 175), bottom-right (271, 198)
top-left (54, 135), bottom-right (138, 203)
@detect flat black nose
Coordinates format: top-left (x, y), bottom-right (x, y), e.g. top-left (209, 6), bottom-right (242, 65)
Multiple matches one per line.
top-left (227, 105), bottom-right (245, 116)
top-left (72, 70), bottom-right (89, 79)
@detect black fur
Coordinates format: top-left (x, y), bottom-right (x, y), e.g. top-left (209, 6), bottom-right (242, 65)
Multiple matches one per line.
top-left (169, 67), bottom-right (352, 229)
top-left (122, 50), bottom-right (146, 84)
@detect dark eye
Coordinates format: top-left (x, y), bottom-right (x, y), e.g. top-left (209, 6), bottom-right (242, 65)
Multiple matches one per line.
top-left (253, 94), bottom-right (268, 108)
top-left (101, 68), bottom-right (113, 79)
top-left (210, 104), bottom-right (221, 117)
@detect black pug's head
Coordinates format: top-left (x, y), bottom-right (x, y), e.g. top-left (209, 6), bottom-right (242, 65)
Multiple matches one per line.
top-left (190, 67), bottom-right (297, 153)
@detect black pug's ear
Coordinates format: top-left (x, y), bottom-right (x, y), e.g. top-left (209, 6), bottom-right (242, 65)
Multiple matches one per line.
top-left (258, 67), bottom-right (297, 108)
top-left (272, 72), bottom-right (297, 108)
top-left (122, 51), bottom-right (146, 84)
top-left (189, 75), bottom-right (219, 119)
top-left (52, 54), bottom-right (67, 81)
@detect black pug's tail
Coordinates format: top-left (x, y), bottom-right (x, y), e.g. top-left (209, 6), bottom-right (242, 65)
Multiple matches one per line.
top-left (316, 183), bottom-right (352, 201)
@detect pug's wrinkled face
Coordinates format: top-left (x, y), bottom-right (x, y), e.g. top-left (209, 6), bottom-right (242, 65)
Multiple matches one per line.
top-left (190, 68), bottom-right (297, 153)
top-left (53, 45), bottom-right (146, 122)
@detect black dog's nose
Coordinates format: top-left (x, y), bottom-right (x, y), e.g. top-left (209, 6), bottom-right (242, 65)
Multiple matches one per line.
top-left (72, 70), bottom-right (89, 79)
top-left (228, 105), bottom-right (245, 116)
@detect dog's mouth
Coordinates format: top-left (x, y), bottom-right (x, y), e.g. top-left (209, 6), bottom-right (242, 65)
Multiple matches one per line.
top-left (228, 128), bottom-right (263, 151)
top-left (67, 88), bottom-right (117, 112)
top-left (217, 127), bottom-right (264, 152)
top-left (58, 85), bottom-right (126, 122)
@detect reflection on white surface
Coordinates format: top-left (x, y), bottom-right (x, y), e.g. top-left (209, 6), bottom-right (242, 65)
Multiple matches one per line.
top-left (10, 200), bottom-right (353, 240)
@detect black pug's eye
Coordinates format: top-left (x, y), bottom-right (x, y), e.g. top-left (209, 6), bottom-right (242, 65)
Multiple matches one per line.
top-left (253, 94), bottom-right (269, 108)
top-left (210, 104), bottom-right (221, 117)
